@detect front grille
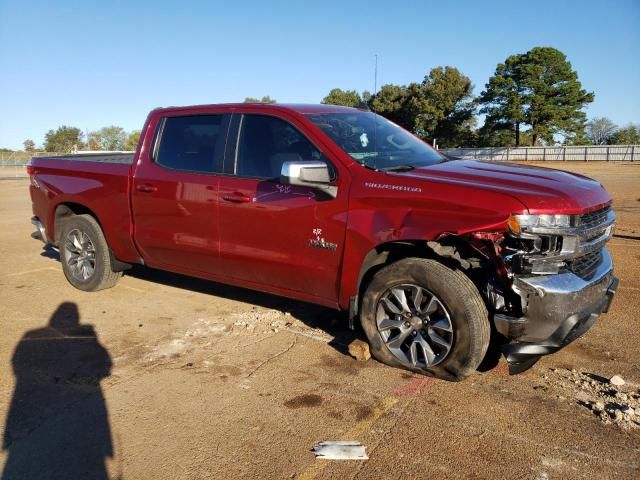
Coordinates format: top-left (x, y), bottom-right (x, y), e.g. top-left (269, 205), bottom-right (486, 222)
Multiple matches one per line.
top-left (579, 206), bottom-right (611, 229)
top-left (569, 250), bottom-right (602, 279)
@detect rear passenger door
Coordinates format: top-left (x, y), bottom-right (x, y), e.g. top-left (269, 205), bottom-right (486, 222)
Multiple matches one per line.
top-left (216, 113), bottom-right (349, 303)
top-left (132, 113), bottom-right (230, 274)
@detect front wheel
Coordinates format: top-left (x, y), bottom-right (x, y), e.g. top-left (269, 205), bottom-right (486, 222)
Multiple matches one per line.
top-left (59, 214), bottom-right (122, 291)
top-left (360, 258), bottom-right (490, 381)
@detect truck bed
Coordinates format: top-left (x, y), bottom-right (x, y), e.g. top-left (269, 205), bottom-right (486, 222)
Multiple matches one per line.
top-left (29, 154), bottom-right (139, 263)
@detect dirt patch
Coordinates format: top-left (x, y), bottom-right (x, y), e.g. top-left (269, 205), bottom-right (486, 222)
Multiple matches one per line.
top-left (283, 394), bottom-right (323, 409)
top-left (354, 405), bottom-right (373, 421)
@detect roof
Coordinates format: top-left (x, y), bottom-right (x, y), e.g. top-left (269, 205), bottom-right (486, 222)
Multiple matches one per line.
top-left (153, 103), bottom-right (365, 115)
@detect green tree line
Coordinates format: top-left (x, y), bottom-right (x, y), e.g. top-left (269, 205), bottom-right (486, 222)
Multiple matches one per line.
top-left (321, 46), bottom-right (638, 148)
top-left (19, 127), bottom-right (142, 154)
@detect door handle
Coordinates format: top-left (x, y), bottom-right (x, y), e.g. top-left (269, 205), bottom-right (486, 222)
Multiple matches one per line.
top-left (222, 192), bottom-right (252, 203)
top-left (136, 183), bottom-right (158, 193)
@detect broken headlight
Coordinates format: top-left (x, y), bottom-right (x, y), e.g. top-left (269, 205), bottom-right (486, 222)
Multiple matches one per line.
top-left (507, 214), bottom-right (571, 234)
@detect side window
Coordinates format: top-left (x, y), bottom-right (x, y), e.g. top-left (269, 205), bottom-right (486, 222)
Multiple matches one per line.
top-left (236, 115), bottom-right (324, 178)
top-left (155, 115), bottom-right (225, 173)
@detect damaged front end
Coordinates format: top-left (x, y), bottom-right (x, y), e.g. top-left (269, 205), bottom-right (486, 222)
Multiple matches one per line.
top-left (480, 206), bottom-right (619, 374)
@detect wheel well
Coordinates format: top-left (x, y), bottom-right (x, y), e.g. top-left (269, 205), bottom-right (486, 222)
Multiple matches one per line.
top-left (53, 203), bottom-right (132, 272)
top-left (356, 237), bottom-right (487, 309)
top-left (54, 203), bottom-right (100, 244)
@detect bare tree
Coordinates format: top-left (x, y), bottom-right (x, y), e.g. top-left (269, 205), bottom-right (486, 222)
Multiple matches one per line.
top-left (586, 117), bottom-right (618, 145)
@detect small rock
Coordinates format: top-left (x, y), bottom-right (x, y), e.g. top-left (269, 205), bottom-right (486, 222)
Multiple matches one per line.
top-left (348, 339), bottom-right (371, 362)
top-left (595, 401), bottom-right (605, 411)
top-left (635, 407), bottom-right (640, 417)
top-left (576, 391), bottom-right (593, 404)
top-left (610, 375), bottom-right (625, 386)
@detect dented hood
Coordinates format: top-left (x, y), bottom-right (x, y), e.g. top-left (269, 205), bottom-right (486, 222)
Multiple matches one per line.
top-left (402, 160), bottom-right (612, 214)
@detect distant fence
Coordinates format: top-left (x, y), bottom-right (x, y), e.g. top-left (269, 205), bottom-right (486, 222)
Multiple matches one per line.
top-left (442, 145), bottom-right (640, 162)
top-left (0, 151), bottom-right (60, 178)
top-left (1, 151), bottom-right (62, 165)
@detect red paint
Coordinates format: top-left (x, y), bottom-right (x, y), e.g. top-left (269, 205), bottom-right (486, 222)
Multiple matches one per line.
top-left (28, 103), bottom-right (613, 311)
top-left (394, 376), bottom-right (436, 397)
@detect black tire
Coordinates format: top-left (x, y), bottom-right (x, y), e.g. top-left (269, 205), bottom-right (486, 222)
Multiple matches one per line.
top-left (360, 257), bottom-right (489, 381)
top-left (59, 214), bottom-right (122, 291)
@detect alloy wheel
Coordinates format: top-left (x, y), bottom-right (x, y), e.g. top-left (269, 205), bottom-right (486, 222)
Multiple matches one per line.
top-left (376, 284), bottom-right (454, 367)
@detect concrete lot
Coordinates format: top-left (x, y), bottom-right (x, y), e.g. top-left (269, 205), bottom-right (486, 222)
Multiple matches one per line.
top-left (1, 162), bottom-right (639, 479)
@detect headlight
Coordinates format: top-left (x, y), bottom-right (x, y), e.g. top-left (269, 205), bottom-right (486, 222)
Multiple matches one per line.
top-left (508, 214), bottom-right (571, 234)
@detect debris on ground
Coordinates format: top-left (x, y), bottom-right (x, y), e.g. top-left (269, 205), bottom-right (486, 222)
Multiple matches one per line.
top-left (545, 368), bottom-right (640, 430)
top-left (229, 309), bottom-right (335, 340)
top-left (312, 441), bottom-right (368, 460)
top-left (610, 374), bottom-right (625, 386)
top-left (348, 339), bottom-right (371, 362)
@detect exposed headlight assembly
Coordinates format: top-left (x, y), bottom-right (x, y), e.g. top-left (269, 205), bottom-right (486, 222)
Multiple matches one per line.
top-left (508, 214), bottom-right (571, 234)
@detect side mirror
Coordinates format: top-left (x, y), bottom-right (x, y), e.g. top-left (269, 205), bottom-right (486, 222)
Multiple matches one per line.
top-left (280, 161), bottom-right (337, 198)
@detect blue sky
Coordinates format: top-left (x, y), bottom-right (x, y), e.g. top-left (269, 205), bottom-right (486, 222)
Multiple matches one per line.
top-left (1, 0), bottom-right (639, 150)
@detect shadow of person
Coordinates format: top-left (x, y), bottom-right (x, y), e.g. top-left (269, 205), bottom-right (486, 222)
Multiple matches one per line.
top-left (2, 303), bottom-right (114, 480)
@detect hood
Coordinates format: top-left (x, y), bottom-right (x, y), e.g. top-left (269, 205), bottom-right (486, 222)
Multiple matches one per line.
top-left (401, 160), bottom-right (611, 214)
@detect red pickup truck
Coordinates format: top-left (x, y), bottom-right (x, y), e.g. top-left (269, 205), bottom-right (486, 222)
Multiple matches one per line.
top-left (28, 103), bottom-right (618, 380)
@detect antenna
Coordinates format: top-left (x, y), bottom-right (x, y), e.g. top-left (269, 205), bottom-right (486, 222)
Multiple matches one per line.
top-left (372, 54), bottom-right (379, 171)
top-left (374, 54), bottom-right (378, 95)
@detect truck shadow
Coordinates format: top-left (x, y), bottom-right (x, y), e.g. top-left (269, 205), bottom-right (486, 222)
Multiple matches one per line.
top-left (127, 265), bottom-right (361, 356)
top-left (40, 246), bottom-right (360, 355)
top-left (1, 302), bottom-right (115, 480)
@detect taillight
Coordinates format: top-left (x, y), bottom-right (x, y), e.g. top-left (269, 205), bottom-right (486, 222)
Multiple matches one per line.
top-left (26, 164), bottom-right (35, 175)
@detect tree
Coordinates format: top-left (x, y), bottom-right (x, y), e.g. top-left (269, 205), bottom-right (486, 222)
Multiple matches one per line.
top-left (321, 88), bottom-right (366, 107)
top-left (368, 83), bottom-right (416, 130)
top-left (23, 139), bottom-right (36, 152)
top-left (244, 96), bottom-right (276, 103)
top-left (414, 67), bottom-right (476, 147)
top-left (368, 66), bottom-right (476, 147)
top-left (125, 130), bottom-right (141, 151)
top-left (478, 47), bottom-right (594, 146)
top-left (610, 124), bottom-right (640, 145)
top-left (89, 126), bottom-right (127, 151)
top-left (44, 126), bottom-right (84, 153)
top-left (586, 117), bottom-right (618, 145)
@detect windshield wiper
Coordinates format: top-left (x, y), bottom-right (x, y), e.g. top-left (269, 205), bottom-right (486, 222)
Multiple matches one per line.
top-left (380, 164), bottom-right (416, 172)
top-left (360, 161), bottom-right (378, 171)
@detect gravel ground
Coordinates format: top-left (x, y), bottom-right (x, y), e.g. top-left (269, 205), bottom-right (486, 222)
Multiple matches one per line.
top-left (0, 162), bottom-right (639, 479)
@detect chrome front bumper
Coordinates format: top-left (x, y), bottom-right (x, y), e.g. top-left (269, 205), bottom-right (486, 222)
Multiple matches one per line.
top-left (496, 248), bottom-right (618, 373)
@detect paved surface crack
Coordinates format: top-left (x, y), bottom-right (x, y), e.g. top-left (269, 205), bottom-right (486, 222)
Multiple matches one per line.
top-left (245, 335), bottom-right (298, 378)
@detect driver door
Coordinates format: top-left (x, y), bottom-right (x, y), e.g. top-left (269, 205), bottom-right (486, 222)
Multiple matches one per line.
top-left (216, 113), bottom-right (349, 303)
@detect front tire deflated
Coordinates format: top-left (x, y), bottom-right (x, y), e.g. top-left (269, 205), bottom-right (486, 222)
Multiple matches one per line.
top-left (360, 258), bottom-right (490, 381)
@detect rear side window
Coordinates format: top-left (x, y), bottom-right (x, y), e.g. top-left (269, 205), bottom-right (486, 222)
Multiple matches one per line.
top-left (236, 115), bottom-right (325, 178)
top-left (155, 115), bottom-right (225, 173)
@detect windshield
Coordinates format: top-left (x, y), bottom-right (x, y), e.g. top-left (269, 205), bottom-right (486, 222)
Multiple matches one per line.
top-left (306, 111), bottom-right (446, 170)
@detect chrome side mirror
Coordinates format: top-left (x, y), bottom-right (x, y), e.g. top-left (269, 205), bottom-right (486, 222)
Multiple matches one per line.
top-left (280, 161), bottom-right (337, 198)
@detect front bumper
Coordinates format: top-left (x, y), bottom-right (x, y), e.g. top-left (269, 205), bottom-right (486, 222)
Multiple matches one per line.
top-left (495, 248), bottom-right (617, 374)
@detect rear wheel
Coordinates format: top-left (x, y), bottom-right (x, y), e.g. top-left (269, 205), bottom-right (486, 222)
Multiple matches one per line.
top-left (360, 258), bottom-right (489, 381)
top-left (59, 214), bottom-right (122, 291)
